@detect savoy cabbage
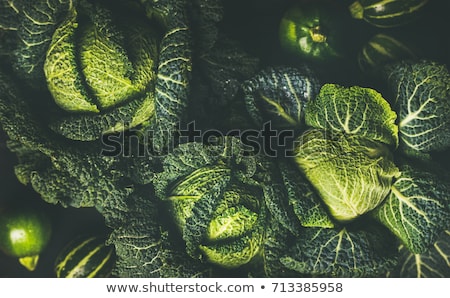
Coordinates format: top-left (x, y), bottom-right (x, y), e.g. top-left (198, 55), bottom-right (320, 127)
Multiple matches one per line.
top-left (0, 0), bottom-right (449, 278)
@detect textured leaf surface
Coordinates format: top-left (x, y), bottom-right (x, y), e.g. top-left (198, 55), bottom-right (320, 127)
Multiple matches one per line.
top-left (49, 92), bottom-right (155, 141)
top-left (242, 66), bottom-right (321, 129)
top-left (385, 60), bottom-right (450, 155)
top-left (150, 0), bottom-right (192, 151)
top-left (258, 220), bottom-right (300, 277)
top-left (0, 0), bottom-right (21, 30)
top-left (105, 189), bottom-right (212, 278)
top-left (153, 138), bottom-right (268, 268)
top-left (294, 129), bottom-right (399, 221)
top-left (372, 163), bottom-right (450, 253)
top-left (305, 84), bottom-right (398, 146)
top-left (44, 8), bottom-right (99, 113)
top-left (390, 230), bottom-right (450, 278)
top-left (281, 226), bottom-right (398, 277)
top-left (278, 160), bottom-right (334, 228)
top-left (13, 0), bottom-right (74, 85)
top-left (262, 159), bottom-right (333, 233)
top-left (44, 2), bottom-right (160, 140)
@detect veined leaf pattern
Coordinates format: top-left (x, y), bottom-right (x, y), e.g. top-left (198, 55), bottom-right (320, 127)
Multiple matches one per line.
top-left (386, 60), bottom-right (450, 154)
top-left (305, 83), bottom-right (399, 147)
top-left (280, 226), bottom-right (398, 277)
top-left (389, 230), bottom-right (450, 277)
top-left (372, 163), bottom-right (450, 253)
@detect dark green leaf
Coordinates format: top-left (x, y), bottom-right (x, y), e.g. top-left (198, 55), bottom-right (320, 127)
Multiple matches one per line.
top-left (281, 226), bottom-right (398, 277)
top-left (389, 230), bottom-right (450, 278)
top-left (385, 60), bottom-right (450, 155)
top-left (242, 66), bottom-right (321, 129)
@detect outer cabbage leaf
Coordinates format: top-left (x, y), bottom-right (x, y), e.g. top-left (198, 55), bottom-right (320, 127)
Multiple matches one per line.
top-left (389, 230), bottom-right (450, 278)
top-left (12, 0), bottom-right (74, 85)
top-left (105, 188), bottom-right (212, 278)
top-left (265, 159), bottom-right (334, 230)
top-left (242, 66), bottom-right (321, 129)
top-left (256, 220), bottom-right (300, 278)
top-left (142, 0), bottom-right (192, 152)
top-left (0, 69), bottom-right (134, 210)
top-left (280, 226), bottom-right (398, 277)
top-left (294, 129), bottom-right (399, 221)
top-left (197, 36), bottom-right (260, 105)
top-left (305, 83), bottom-right (398, 147)
top-left (385, 60), bottom-right (450, 155)
top-left (372, 163), bottom-right (450, 254)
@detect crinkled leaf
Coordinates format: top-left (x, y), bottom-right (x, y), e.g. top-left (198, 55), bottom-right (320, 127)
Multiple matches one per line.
top-left (294, 129), bottom-right (399, 221)
top-left (372, 163), bottom-right (450, 253)
top-left (261, 179), bottom-right (301, 236)
top-left (242, 66), bottom-right (321, 129)
top-left (305, 83), bottom-right (399, 147)
top-left (13, 0), bottom-right (74, 85)
top-left (257, 220), bottom-right (300, 278)
top-left (44, 7), bottom-right (98, 113)
top-left (200, 209), bottom-right (266, 269)
top-left (152, 137), bottom-right (269, 268)
top-left (261, 159), bottom-right (333, 235)
top-left (389, 230), bottom-right (450, 278)
top-left (198, 36), bottom-right (259, 103)
top-left (385, 60), bottom-right (450, 155)
top-left (188, 0), bottom-right (223, 53)
top-left (0, 0), bottom-right (21, 30)
top-left (49, 92), bottom-right (155, 141)
top-left (278, 160), bottom-right (334, 228)
top-left (280, 226), bottom-right (398, 277)
top-left (0, 69), bottom-right (134, 211)
top-left (150, 0), bottom-right (192, 152)
top-left (105, 188), bottom-right (212, 278)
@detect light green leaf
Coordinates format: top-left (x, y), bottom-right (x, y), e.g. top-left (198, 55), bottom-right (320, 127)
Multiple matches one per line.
top-left (294, 129), bottom-right (399, 222)
top-left (305, 83), bottom-right (398, 147)
top-left (78, 18), bottom-right (138, 109)
top-left (44, 8), bottom-right (99, 113)
top-left (372, 163), bottom-right (450, 253)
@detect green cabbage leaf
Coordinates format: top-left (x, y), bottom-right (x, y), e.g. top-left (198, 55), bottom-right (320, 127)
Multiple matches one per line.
top-left (385, 60), bottom-right (450, 156)
top-left (389, 230), bottom-right (450, 278)
top-left (294, 129), bottom-right (399, 221)
top-left (372, 162), bottom-right (450, 253)
top-left (280, 225), bottom-right (398, 277)
top-left (305, 83), bottom-right (398, 147)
